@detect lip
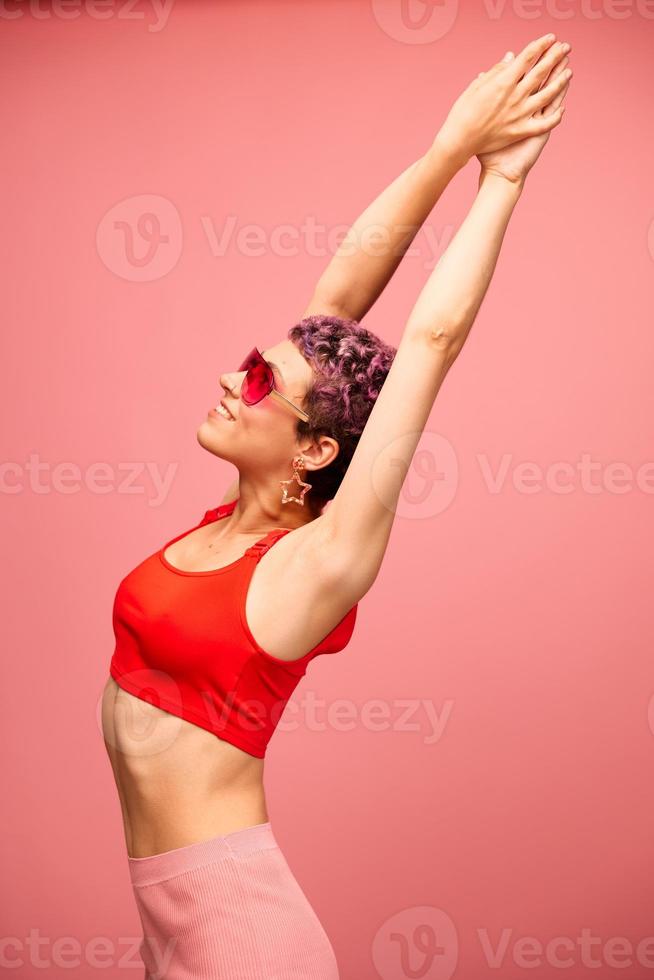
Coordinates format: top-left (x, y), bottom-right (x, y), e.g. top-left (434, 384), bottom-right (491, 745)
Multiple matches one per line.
top-left (220, 399), bottom-right (237, 420)
top-left (208, 401), bottom-right (236, 422)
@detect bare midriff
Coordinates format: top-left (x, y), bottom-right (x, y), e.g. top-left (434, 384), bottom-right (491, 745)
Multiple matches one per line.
top-left (101, 676), bottom-right (268, 859)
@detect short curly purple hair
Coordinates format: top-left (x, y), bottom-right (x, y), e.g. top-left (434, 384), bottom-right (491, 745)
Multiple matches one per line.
top-left (287, 314), bottom-right (397, 504)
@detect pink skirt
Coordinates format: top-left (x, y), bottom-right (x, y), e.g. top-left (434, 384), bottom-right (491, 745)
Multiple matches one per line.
top-left (127, 820), bottom-right (339, 980)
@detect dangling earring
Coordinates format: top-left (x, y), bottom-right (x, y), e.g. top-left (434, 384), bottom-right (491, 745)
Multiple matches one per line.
top-left (280, 455), bottom-right (312, 506)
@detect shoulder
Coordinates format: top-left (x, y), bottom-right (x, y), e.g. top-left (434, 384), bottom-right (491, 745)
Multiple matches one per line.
top-left (245, 517), bottom-right (360, 662)
top-left (259, 511), bottom-right (363, 613)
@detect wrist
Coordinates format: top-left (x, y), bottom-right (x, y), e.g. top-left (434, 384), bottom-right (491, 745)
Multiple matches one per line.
top-left (478, 166), bottom-right (526, 195)
top-left (429, 130), bottom-right (471, 174)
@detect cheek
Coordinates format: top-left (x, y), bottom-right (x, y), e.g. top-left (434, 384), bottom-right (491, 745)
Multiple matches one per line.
top-left (241, 401), bottom-right (272, 432)
top-left (242, 400), bottom-right (289, 430)
top-left (241, 402), bottom-right (296, 447)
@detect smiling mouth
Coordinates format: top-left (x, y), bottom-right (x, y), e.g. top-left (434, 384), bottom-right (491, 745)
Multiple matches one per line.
top-left (214, 402), bottom-right (236, 421)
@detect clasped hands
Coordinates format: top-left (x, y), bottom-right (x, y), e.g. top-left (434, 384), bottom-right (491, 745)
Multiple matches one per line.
top-left (435, 33), bottom-right (573, 185)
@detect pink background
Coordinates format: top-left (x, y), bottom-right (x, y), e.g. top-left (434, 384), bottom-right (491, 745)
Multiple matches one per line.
top-left (2, 2), bottom-right (653, 978)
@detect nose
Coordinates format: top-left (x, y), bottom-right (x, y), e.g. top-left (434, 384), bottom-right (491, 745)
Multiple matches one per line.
top-left (220, 371), bottom-right (243, 397)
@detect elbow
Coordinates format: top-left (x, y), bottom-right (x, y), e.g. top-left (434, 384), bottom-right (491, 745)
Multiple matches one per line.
top-left (430, 322), bottom-right (458, 350)
top-left (434, 327), bottom-right (465, 359)
top-left (413, 318), bottom-right (469, 367)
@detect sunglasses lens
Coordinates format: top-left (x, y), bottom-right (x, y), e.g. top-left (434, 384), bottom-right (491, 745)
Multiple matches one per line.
top-left (238, 349), bottom-right (273, 406)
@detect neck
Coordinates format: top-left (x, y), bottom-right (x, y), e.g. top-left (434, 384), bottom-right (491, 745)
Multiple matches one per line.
top-left (226, 481), bottom-right (323, 533)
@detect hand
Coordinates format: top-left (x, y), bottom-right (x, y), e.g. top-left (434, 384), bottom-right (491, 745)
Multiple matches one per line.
top-left (477, 45), bottom-right (572, 184)
top-left (435, 34), bottom-right (570, 166)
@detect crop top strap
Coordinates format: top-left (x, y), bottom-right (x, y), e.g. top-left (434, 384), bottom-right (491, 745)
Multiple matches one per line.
top-left (243, 528), bottom-right (292, 563)
top-left (198, 498), bottom-right (238, 528)
top-left (197, 498), bottom-right (292, 563)
top-left (198, 507), bottom-right (221, 527)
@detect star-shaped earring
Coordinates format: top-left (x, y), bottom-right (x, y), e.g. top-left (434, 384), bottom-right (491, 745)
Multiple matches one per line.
top-left (280, 455), bottom-right (312, 505)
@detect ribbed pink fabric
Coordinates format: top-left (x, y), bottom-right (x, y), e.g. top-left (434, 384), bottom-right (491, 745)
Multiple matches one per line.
top-left (127, 821), bottom-right (339, 979)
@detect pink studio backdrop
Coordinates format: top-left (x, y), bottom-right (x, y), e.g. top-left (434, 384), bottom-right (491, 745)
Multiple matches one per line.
top-left (2, 2), bottom-right (653, 979)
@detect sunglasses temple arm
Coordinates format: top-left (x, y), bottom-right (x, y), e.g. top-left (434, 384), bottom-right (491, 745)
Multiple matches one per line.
top-left (269, 388), bottom-right (310, 422)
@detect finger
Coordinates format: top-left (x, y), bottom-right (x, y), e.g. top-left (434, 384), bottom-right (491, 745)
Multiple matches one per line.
top-left (527, 65), bottom-right (572, 114)
top-left (518, 39), bottom-right (571, 95)
top-left (506, 33), bottom-right (558, 84)
top-left (477, 50), bottom-right (514, 79)
top-left (542, 76), bottom-right (569, 116)
top-left (526, 103), bottom-right (566, 135)
top-left (537, 50), bottom-right (569, 96)
top-left (537, 54), bottom-right (571, 112)
top-left (536, 56), bottom-right (569, 114)
top-left (484, 51), bottom-right (514, 75)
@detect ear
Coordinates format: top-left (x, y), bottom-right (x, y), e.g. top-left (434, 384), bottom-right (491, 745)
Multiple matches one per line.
top-left (299, 433), bottom-right (340, 474)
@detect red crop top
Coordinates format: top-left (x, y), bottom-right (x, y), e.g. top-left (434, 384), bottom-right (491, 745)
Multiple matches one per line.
top-left (109, 498), bottom-right (358, 758)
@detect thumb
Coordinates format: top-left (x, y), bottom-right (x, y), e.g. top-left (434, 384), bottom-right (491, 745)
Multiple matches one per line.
top-left (502, 50), bottom-right (514, 61)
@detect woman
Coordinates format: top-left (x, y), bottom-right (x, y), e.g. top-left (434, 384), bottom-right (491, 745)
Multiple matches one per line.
top-left (102, 33), bottom-right (572, 980)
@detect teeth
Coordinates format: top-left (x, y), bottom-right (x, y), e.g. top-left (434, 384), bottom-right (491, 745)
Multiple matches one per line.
top-left (215, 404), bottom-right (234, 420)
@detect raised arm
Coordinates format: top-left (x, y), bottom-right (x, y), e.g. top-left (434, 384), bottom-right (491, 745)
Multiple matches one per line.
top-left (303, 33), bottom-right (569, 324)
top-left (315, 35), bottom-right (572, 601)
top-left (301, 145), bottom-right (463, 323)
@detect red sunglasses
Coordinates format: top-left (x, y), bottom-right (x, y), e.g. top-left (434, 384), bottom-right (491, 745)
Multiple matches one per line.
top-left (237, 347), bottom-right (310, 423)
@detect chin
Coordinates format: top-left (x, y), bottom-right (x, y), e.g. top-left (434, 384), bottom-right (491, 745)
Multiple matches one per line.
top-left (196, 422), bottom-right (225, 457)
